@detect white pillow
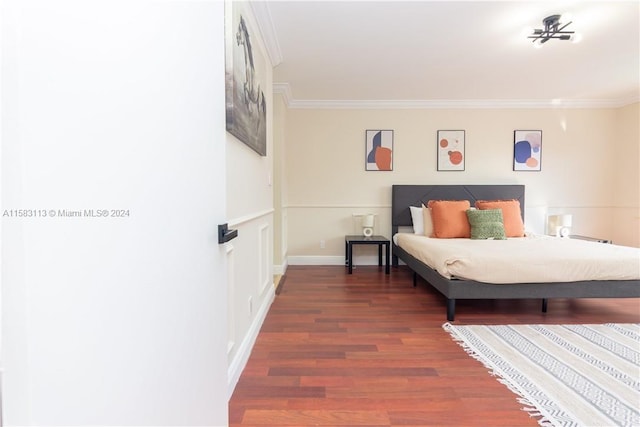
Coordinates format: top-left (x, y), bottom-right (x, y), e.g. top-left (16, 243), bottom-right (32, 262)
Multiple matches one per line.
top-left (409, 205), bottom-right (434, 236)
top-left (409, 206), bottom-right (424, 234)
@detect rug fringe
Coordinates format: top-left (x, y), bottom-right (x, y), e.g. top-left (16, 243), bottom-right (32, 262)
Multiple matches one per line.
top-left (442, 323), bottom-right (555, 427)
top-left (517, 398), bottom-right (556, 426)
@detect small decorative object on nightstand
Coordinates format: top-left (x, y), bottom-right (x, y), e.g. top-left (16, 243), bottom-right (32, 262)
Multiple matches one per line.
top-left (345, 235), bottom-right (390, 274)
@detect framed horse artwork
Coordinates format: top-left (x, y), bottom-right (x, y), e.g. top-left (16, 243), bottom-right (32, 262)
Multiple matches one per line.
top-left (225, 1), bottom-right (268, 156)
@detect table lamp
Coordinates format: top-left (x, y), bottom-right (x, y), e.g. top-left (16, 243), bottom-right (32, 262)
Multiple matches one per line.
top-left (362, 214), bottom-right (375, 237)
top-left (547, 214), bottom-right (572, 237)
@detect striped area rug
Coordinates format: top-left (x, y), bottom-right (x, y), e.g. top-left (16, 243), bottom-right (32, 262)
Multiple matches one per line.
top-left (443, 323), bottom-right (640, 427)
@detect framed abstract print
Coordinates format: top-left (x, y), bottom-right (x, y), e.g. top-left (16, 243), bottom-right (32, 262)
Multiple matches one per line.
top-left (513, 130), bottom-right (542, 171)
top-left (365, 130), bottom-right (393, 171)
top-left (437, 130), bottom-right (465, 171)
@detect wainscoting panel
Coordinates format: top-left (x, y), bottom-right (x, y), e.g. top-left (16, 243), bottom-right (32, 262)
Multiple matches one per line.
top-left (259, 223), bottom-right (271, 294)
top-left (226, 210), bottom-right (275, 398)
top-left (226, 244), bottom-right (235, 357)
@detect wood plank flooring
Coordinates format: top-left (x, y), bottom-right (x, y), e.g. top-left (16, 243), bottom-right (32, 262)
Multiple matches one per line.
top-left (229, 265), bottom-right (640, 426)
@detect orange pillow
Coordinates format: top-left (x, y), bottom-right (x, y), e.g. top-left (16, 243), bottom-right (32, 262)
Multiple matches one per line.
top-left (427, 200), bottom-right (471, 238)
top-left (474, 199), bottom-right (525, 237)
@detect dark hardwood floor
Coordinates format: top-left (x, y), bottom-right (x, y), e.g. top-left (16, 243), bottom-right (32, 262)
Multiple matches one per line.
top-left (229, 265), bottom-right (640, 426)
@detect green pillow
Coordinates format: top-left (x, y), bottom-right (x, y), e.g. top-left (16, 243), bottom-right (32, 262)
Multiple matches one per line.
top-left (466, 209), bottom-right (507, 240)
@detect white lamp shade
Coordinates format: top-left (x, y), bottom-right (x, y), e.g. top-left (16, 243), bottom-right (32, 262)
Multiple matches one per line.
top-left (559, 214), bottom-right (572, 227)
top-left (362, 214), bottom-right (375, 228)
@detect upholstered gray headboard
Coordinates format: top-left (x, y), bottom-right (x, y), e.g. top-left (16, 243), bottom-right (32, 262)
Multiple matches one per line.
top-left (391, 184), bottom-right (525, 235)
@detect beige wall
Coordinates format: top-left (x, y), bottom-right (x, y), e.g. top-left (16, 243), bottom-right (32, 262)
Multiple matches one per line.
top-left (281, 105), bottom-right (639, 263)
top-left (273, 94), bottom-right (288, 271)
top-left (612, 102), bottom-right (640, 247)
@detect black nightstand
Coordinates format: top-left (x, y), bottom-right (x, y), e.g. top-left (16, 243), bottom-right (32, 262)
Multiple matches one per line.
top-left (345, 235), bottom-right (390, 274)
top-left (569, 235), bottom-right (612, 244)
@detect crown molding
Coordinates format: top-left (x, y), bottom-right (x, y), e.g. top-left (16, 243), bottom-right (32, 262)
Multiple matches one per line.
top-left (248, 1), bottom-right (283, 67)
top-left (614, 94), bottom-right (640, 107)
top-left (272, 83), bottom-right (639, 109)
top-left (273, 82), bottom-right (293, 106)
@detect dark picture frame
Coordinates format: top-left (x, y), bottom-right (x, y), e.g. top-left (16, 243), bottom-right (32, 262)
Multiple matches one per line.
top-left (513, 130), bottom-right (542, 171)
top-left (365, 130), bottom-right (393, 171)
top-left (225, 1), bottom-right (267, 156)
top-left (437, 130), bottom-right (465, 171)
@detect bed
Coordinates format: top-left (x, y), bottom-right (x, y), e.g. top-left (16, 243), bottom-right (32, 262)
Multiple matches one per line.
top-left (391, 184), bottom-right (640, 321)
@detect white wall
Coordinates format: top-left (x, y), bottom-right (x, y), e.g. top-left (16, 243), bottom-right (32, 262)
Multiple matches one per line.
top-left (283, 106), bottom-right (639, 263)
top-left (224, 1), bottom-right (275, 396)
top-left (2, 1), bottom-right (228, 425)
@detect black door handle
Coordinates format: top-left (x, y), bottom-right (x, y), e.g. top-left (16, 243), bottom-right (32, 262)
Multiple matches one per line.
top-left (218, 223), bottom-right (238, 244)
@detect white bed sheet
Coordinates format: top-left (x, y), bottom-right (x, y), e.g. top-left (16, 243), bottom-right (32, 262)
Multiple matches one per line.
top-left (394, 233), bottom-right (640, 284)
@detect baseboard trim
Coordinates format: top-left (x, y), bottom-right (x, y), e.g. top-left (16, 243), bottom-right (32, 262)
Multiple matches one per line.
top-left (287, 256), bottom-right (344, 265)
top-left (287, 255), bottom-right (383, 266)
top-left (227, 285), bottom-right (275, 399)
top-left (273, 258), bottom-right (288, 275)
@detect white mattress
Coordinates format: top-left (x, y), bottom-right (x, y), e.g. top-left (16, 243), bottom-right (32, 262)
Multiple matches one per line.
top-left (394, 233), bottom-right (640, 284)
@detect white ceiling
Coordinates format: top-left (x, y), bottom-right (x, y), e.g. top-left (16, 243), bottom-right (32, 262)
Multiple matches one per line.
top-left (252, 1), bottom-right (640, 108)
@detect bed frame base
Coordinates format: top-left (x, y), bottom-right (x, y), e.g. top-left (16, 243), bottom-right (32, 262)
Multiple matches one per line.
top-left (391, 185), bottom-right (640, 321)
top-left (395, 242), bottom-right (640, 321)
top-left (445, 297), bottom-right (549, 321)
top-left (446, 299), bottom-right (455, 321)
